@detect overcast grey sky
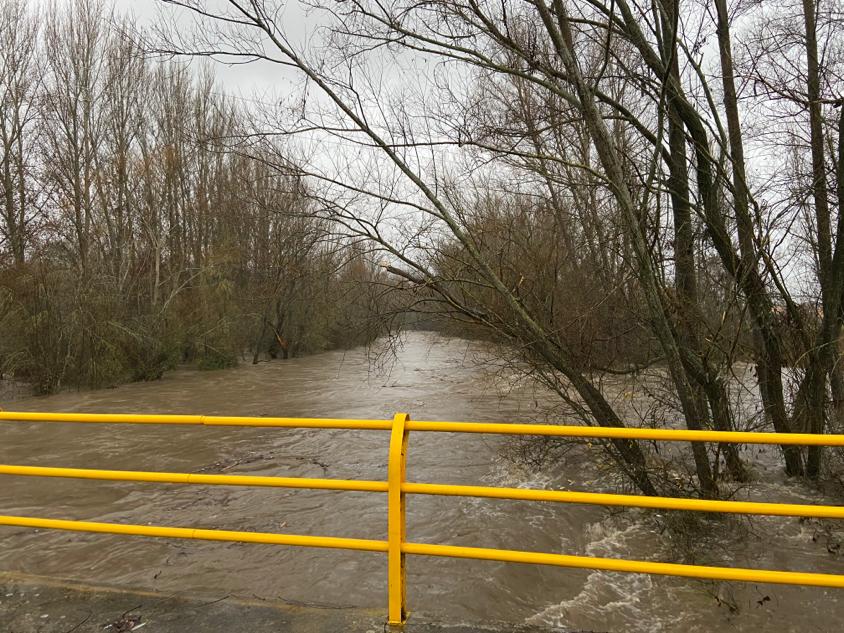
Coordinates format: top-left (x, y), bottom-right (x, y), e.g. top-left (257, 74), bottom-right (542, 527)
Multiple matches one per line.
top-left (95, 0), bottom-right (455, 247)
top-left (106, 0), bottom-right (310, 103)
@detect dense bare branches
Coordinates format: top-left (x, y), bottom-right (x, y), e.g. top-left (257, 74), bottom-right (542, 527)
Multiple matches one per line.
top-left (145, 0), bottom-right (844, 496)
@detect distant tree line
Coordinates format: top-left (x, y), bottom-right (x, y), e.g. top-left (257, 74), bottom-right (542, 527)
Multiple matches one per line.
top-left (0, 0), bottom-right (387, 393)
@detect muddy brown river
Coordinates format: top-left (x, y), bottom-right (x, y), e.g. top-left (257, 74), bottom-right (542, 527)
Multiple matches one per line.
top-left (2, 332), bottom-right (844, 631)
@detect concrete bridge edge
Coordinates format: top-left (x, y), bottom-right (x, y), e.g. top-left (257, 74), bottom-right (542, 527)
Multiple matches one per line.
top-left (0, 572), bottom-right (583, 633)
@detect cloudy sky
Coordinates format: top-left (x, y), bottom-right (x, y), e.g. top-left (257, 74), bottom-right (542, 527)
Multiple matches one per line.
top-left (105, 0), bottom-right (313, 102)
top-left (93, 0), bottom-right (449, 235)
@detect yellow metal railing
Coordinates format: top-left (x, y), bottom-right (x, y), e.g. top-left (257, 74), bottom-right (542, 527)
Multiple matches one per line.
top-left (2, 411), bottom-right (844, 625)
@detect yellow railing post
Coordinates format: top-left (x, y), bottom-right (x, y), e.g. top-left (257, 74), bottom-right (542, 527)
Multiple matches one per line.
top-left (387, 412), bottom-right (409, 626)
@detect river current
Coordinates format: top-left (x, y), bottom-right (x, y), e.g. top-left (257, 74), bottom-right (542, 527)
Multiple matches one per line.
top-left (1, 332), bottom-right (843, 631)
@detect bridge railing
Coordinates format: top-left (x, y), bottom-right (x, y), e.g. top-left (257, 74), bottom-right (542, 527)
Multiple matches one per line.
top-left (2, 410), bottom-right (844, 625)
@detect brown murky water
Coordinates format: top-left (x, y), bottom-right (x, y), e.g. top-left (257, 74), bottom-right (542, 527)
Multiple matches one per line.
top-left (1, 332), bottom-right (844, 631)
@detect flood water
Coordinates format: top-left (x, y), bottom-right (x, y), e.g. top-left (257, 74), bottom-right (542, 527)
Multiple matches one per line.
top-left (1, 332), bottom-right (844, 632)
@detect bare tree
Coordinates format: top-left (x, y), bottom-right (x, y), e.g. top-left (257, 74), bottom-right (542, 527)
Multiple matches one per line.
top-left (0, 2), bottom-right (384, 391)
top-left (149, 0), bottom-right (844, 494)
top-left (41, 0), bottom-right (106, 276)
top-left (0, 0), bottom-right (40, 267)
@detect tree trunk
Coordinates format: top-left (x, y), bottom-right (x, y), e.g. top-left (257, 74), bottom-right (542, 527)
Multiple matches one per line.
top-left (713, 0), bottom-right (804, 475)
top-left (661, 0), bottom-right (744, 481)
top-left (542, 0), bottom-right (717, 495)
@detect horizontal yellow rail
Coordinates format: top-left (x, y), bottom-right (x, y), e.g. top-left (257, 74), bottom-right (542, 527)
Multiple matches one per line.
top-left (0, 411), bottom-right (392, 430)
top-left (0, 464), bottom-right (388, 493)
top-left (403, 482), bottom-right (844, 519)
top-left (402, 542), bottom-right (844, 588)
top-left (2, 513), bottom-right (842, 589)
top-left (4, 463), bottom-right (844, 519)
top-left (0, 515), bottom-right (387, 552)
top-left (4, 411), bottom-right (844, 445)
top-left (406, 421), bottom-right (844, 445)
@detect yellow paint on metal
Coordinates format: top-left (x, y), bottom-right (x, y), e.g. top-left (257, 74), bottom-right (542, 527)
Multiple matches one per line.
top-left (4, 512), bottom-right (843, 590)
top-left (0, 412), bottom-right (207, 425)
top-left (0, 464), bottom-right (844, 519)
top-left (203, 416), bottom-right (390, 430)
top-left (4, 410), bottom-right (844, 445)
top-left (0, 411), bottom-right (392, 430)
top-left (2, 464), bottom-right (843, 519)
top-left (0, 515), bottom-right (388, 552)
top-left (402, 542), bottom-right (844, 588)
top-left (402, 482), bottom-right (844, 518)
top-left (387, 412), bottom-right (409, 626)
top-left (0, 464), bottom-right (388, 493)
top-left (406, 420), bottom-right (844, 445)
